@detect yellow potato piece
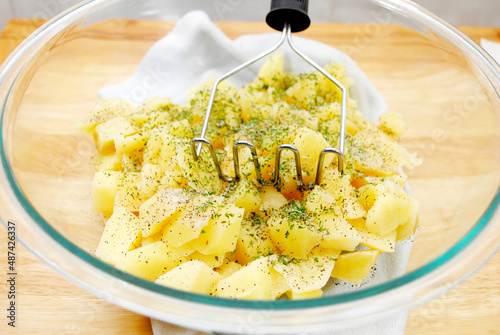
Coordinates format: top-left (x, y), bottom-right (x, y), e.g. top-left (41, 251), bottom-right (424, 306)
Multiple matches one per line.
top-left (331, 250), bottom-right (381, 284)
top-left (155, 260), bottom-right (222, 295)
top-left (271, 255), bottom-right (335, 294)
top-left (227, 178), bottom-right (262, 216)
top-left (138, 188), bottom-right (190, 238)
top-left (267, 207), bottom-right (321, 259)
top-left (190, 204), bottom-right (244, 255)
top-left (94, 206), bottom-right (141, 266)
top-left (162, 195), bottom-right (220, 247)
top-left (234, 217), bottom-right (277, 265)
top-left (115, 241), bottom-right (186, 281)
top-left (94, 116), bottom-right (139, 154)
top-left (316, 213), bottom-right (361, 251)
top-left (214, 257), bottom-right (274, 300)
top-left (286, 289), bottom-right (323, 300)
top-left (365, 192), bottom-right (412, 235)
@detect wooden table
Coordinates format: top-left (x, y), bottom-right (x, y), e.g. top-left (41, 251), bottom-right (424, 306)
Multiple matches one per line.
top-left (0, 18), bottom-right (499, 334)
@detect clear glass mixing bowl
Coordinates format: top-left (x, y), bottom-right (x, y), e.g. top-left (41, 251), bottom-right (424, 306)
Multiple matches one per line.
top-left (1, 0), bottom-right (499, 333)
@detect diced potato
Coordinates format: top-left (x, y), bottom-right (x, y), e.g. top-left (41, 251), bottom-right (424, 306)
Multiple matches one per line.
top-left (309, 246), bottom-right (342, 259)
top-left (291, 127), bottom-right (333, 185)
top-left (349, 127), bottom-right (421, 176)
top-left (92, 171), bottom-right (140, 216)
top-left (77, 98), bottom-right (137, 135)
top-left (365, 192), bottom-right (412, 235)
top-left (176, 140), bottom-right (223, 194)
top-left (141, 230), bottom-right (163, 247)
top-left (138, 188), bottom-right (190, 237)
top-left (234, 217), bottom-right (276, 265)
top-left (330, 250), bottom-right (380, 283)
top-left (320, 168), bottom-right (366, 219)
top-left (92, 171), bottom-right (121, 216)
top-left (257, 52), bottom-right (284, 88)
top-left (304, 185), bottom-right (338, 214)
top-left (269, 267), bottom-right (290, 298)
top-left (259, 186), bottom-right (288, 215)
top-left (162, 195), bottom-right (220, 247)
top-left (379, 111), bottom-right (405, 138)
top-left (94, 206), bottom-right (141, 266)
top-left (114, 131), bottom-right (148, 155)
top-left (186, 251), bottom-right (225, 268)
top-left (227, 178), bottom-right (261, 216)
top-left (115, 241), bottom-right (186, 281)
top-left (94, 117), bottom-right (139, 154)
top-left (155, 260), bottom-right (222, 294)
top-left (214, 257), bottom-right (273, 300)
top-left (316, 213), bottom-right (361, 251)
top-left (286, 289), bottom-right (323, 300)
top-left (190, 204), bottom-right (244, 255)
top-left (140, 163), bottom-right (161, 198)
top-left (267, 203), bottom-right (321, 258)
top-left (396, 197), bottom-right (419, 242)
top-left (91, 152), bottom-right (123, 172)
top-left (215, 260), bottom-right (243, 279)
top-left (271, 255), bottom-right (335, 294)
top-left (350, 218), bottom-right (397, 252)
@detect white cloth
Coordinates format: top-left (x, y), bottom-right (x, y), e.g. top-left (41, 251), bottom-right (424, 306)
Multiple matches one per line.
top-left (481, 38), bottom-right (500, 66)
top-left (101, 10), bottom-right (412, 335)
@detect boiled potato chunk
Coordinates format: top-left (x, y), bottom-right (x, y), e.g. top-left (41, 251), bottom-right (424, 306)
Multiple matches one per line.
top-left (365, 192), bottom-right (412, 235)
top-left (305, 185), bottom-right (338, 214)
top-left (267, 203), bottom-right (321, 258)
top-left (176, 140), bottom-right (223, 194)
top-left (227, 178), bottom-right (261, 216)
top-left (331, 250), bottom-right (380, 283)
top-left (186, 251), bottom-right (225, 268)
top-left (190, 204), bottom-right (244, 255)
top-left (215, 260), bottom-right (243, 279)
top-left (291, 127), bottom-right (333, 185)
top-left (396, 197), bottom-right (419, 242)
top-left (92, 171), bottom-right (140, 216)
top-left (286, 289), bottom-right (323, 300)
top-left (271, 255), bottom-right (335, 294)
top-left (138, 188), bottom-right (190, 237)
top-left (155, 260), bottom-right (222, 295)
top-left (94, 116), bottom-right (139, 154)
top-left (269, 267), bottom-right (290, 298)
top-left (349, 127), bottom-right (421, 176)
top-left (77, 98), bottom-right (137, 135)
top-left (350, 219), bottom-right (397, 252)
top-left (259, 186), bottom-right (288, 214)
top-left (94, 206), bottom-right (141, 266)
top-left (320, 168), bottom-right (366, 219)
top-left (257, 52), bottom-right (284, 88)
top-left (214, 257), bottom-right (274, 300)
top-left (379, 111), bottom-right (405, 138)
top-left (115, 241), bottom-right (186, 281)
top-left (316, 213), bottom-right (361, 251)
top-left (234, 217), bottom-right (277, 265)
top-left (162, 195), bottom-right (220, 247)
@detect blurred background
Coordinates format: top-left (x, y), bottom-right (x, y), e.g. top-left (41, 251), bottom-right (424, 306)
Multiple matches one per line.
top-left (0, 0), bottom-right (499, 32)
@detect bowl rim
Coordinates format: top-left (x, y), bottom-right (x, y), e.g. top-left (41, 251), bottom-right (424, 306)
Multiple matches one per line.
top-left (1, 0), bottom-right (500, 321)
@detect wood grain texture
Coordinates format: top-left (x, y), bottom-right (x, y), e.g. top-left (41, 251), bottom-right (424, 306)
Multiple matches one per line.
top-left (0, 19), bottom-right (499, 335)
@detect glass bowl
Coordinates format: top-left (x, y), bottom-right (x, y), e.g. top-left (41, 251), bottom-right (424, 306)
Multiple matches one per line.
top-left (1, 0), bottom-right (499, 333)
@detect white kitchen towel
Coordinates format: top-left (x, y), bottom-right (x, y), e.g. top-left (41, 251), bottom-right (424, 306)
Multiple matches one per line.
top-left (481, 38), bottom-right (500, 66)
top-left (100, 10), bottom-right (412, 335)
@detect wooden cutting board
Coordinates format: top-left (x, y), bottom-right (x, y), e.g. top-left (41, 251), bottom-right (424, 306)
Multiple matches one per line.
top-left (0, 19), bottom-right (499, 335)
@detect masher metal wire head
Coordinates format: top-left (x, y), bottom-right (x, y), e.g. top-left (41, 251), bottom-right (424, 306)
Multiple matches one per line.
top-left (191, 0), bottom-right (347, 190)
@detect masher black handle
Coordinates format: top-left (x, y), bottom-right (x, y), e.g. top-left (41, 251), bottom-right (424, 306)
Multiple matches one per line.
top-left (266, 0), bottom-right (310, 33)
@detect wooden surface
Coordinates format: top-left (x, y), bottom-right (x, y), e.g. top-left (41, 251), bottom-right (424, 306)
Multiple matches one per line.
top-left (0, 18), bottom-right (499, 335)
